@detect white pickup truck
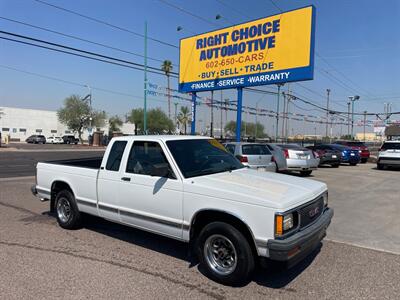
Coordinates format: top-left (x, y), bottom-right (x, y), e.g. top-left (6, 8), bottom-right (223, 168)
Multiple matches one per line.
top-left (32, 135), bottom-right (333, 285)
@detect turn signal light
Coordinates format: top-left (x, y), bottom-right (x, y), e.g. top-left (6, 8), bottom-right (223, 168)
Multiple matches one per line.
top-left (276, 215), bottom-right (283, 236)
top-left (239, 156), bottom-right (248, 163)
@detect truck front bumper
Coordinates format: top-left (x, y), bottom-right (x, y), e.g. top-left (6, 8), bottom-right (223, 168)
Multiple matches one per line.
top-left (267, 208), bottom-right (333, 262)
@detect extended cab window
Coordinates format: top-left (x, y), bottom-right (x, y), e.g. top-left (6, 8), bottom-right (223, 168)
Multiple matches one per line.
top-left (126, 141), bottom-right (170, 176)
top-left (242, 144), bottom-right (271, 155)
top-left (106, 141), bottom-right (127, 171)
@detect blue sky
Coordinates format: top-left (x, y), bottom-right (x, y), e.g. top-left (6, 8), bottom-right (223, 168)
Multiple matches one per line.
top-left (1, 0), bottom-right (399, 135)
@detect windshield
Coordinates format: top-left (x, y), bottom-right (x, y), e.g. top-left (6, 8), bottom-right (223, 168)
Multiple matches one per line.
top-left (166, 139), bottom-right (244, 178)
top-left (382, 142), bottom-right (400, 150)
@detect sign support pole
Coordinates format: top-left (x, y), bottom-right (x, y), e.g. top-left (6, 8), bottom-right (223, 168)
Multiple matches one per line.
top-left (191, 92), bottom-right (197, 135)
top-left (236, 88), bottom-right (243, 142)
top-left (143, 21), bottom-right (148, 135)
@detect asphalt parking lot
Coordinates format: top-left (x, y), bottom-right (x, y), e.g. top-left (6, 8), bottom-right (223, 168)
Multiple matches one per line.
top-left (0, 151), bottom-right (399, 299)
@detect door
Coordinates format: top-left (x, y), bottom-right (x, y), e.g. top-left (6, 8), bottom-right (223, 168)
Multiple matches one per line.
top-left (97, 140), bottom-right (128, 221)
top-left (118, 140), bottom-right (183, 239)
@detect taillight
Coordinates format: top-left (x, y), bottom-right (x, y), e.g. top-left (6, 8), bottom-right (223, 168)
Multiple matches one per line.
top-left (283, 149), bottom-right (289, 158)
top-left (238, 155), bottom-right (248, 163)
top-left (313, 151), bottom-right (319, 158)
top-left (271, 156), bottom-right (275, 162)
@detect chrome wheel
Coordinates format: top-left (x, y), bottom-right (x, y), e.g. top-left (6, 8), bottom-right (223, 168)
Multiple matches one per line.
top-left (204, 234), bottom-right (237, 276)
top-left (57, 197), bottom-right (71, 223)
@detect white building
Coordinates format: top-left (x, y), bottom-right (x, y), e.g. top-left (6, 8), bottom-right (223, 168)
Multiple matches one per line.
top-left (0, 106), bottom-right (133, 142)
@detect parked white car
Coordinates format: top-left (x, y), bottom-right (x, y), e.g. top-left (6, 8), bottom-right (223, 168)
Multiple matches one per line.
top-left (276, 144), bottom-right (320, 176)
top-left (224, 142), bottom-right (276, 172)
top-left (47, 136), bottom-right (64, 144)
top-left (377, 141), bottom-right (400, 170)
top-left (31, 136), bottom-right (333, 285)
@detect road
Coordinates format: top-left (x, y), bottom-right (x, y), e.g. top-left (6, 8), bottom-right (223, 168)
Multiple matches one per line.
top-left (0, 151), bottom-right (399, 299)
top-left (0, 150), bottom-right (104, 178)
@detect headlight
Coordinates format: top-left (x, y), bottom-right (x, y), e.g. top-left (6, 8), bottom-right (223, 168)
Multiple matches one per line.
top-left (275, 213), bottom-right (296, 236)
top-left (322, 192), bottom-right (328, 207)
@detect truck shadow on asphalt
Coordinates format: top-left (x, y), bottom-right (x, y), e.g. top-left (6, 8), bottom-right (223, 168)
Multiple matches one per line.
top-left (76, 214), bottom-right (320, 288)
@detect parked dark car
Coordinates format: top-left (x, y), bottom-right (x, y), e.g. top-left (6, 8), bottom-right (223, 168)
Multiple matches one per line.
top-left (306, 144), bottom-right (341, 167)
top-left (334, 141), bottom-right (370, 163)
top-left (62, 135), bottom-right (79, 144)
top-left (329, 144), bottom-right (360, 165)
top-left (26, 135), bottom-right (46, 144)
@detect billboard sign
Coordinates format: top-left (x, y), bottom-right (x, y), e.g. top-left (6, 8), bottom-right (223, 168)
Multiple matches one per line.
top-left (179, 6), bottom-right (315, 93)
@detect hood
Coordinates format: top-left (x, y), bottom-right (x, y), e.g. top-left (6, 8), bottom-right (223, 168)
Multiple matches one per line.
top-left (184, 168), bottom-right (327, 210)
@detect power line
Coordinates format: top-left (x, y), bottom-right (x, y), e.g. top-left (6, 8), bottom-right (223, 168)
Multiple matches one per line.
top-left (0, 16), bottom-right (178, 66)
top-left (158, 0), bottom-right (219, 27)
top-left (0, 30), bottom-right (178, 77)
top-left (33, 0), bottom-right (178, 49)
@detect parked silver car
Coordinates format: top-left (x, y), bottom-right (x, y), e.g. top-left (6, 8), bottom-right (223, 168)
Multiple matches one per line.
top-left (276, 144), bottom-right (319, 176)
top-left (224, 142), bottom-right (276, 172)
top-left (265, 143), bottom-right (288, 172)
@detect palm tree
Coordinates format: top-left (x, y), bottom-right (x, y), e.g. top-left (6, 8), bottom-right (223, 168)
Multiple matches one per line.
top-left (177, 106), bottom-right (191, 134)
top-left (161, 60), bottom-right (173, 119)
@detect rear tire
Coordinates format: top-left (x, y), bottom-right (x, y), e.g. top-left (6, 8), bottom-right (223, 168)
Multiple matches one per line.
top-left (361, 158), bottom-right (368, 163)
top-left (197, 222), bottom-right (255, 286)
top-left (349, 163), bottom-right (357, 166)
top-left (55, 190), bottom-right (82, 229)
top-left (332, 164), bottom-right (340, 168)
top-left (300, 170), bottom-right (312, 176)
top-left (377, 163), bottom-right (384, 170)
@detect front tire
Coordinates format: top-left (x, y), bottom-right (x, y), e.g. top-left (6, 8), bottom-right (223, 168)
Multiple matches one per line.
top-left (197, 222), bottom-right (255, 286)
top-left (377, 163), bottom-right (384, 170)
top-left (332, 163), bottom-right (340, 168)
top-left (55, 190), bottom-right (82, 229)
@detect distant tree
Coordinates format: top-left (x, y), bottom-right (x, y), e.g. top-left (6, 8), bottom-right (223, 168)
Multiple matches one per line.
top-left (128, 108), bottom-right (143, 135)
top-left (127, 108), bottom-right (174, 134)
top-left (177, 106), bottom-right (191, 134)
top-left (340, 134), bottom-right (352, 140)
top-left (224, 121), bottom-right (267, 138)
top-left (161, 60), bottom-right (173, 119)
top-left (108, 115), bottom-right (123, 135)
top-left (58, 95), bottom-right (106, 143)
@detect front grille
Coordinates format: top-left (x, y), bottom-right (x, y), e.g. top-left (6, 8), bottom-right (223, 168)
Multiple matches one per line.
top-left (299, 197), bottom-right (324, 228)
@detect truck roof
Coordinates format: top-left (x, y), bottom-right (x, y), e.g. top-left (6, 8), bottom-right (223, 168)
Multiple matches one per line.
top-left (111, 135), bottom-right (212, 142)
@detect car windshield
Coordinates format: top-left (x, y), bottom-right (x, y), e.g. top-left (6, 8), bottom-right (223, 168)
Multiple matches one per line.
top-left (381, 142), bottom-right (400, 150)
top-left (329, 144), bottom-right (348, 151)
top-left (346, 142), bottom-right (365, 147)
top-left (167, 139), bottom-right (244, 178)
top-left (242, 144), bottom-right (271, 155)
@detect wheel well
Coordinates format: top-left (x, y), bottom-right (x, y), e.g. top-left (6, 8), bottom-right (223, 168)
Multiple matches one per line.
top-left (50, 181), bottom-right (73, 212)
top-left (190, 210), bottom-right (258, 256)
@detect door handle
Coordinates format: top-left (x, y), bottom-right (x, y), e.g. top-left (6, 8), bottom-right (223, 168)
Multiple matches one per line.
top-left (121, 177), bottom-right (131, 182)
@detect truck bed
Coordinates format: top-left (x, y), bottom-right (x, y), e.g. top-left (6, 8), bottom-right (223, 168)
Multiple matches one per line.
top-left (46, 157), bottom-right (103, 169)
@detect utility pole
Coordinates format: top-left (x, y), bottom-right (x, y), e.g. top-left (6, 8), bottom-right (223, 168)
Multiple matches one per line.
top-left (325, 89), bottom-right (331, 138)
top-left (347, 100), bottom-right (351, 138)
top-left (281, 91), bottom-right (287, 139)
top-left (143, 21), bottom-right (148, 135)
top-left (255, 102), bottom-right (258, 140)
top-left (210, 90), bottom-right (214, 137)
top-left (174, 102), bottom-right (178, 128)
top-left (275, 83), bottom-right (284, 141)
top-left (220, 90), bottom-right (223, 139)
top-left (363, 110), bottom-right (367, 142)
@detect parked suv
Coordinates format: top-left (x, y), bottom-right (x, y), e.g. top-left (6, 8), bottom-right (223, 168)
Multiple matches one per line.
top-left (377, 141), bottom-right (400, 170)
top-left (224, 142), bottom-right (276, 172)
top-left (306, 144), bottom-right (341, 168)
top-left (62, 135), bottom-right (79, 144)
top-left (26, 135), bottom-right (46, 144)
top-left (334, 141), bottom-right (370, 163)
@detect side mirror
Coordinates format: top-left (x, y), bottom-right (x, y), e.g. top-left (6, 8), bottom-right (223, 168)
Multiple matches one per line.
top-left (150, 165), bottom-right (174, 178)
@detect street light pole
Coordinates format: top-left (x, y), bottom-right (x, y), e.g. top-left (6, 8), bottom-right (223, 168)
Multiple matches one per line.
top-left (325, 89), bottom-right (330, 138)
top-left (255, 101), bottom-right (258, 139)
top-left (347, 100), bottom-right (351, 138)
top-left (220, 90), bottom-right (223, 139)
top-left (363, 111), bottom-right (367, 142)
top-left (350, 95), bottom-right (360, 140)
top-left (210, 90), bottom-right (214, 137)
top-left (143, 21), bottom-right (148, 135)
